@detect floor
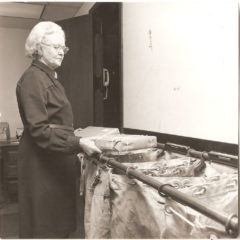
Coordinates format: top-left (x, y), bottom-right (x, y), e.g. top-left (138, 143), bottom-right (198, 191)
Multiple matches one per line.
top-left (0, 183), bottom-right (85, 239)
top-left (0, 184), bottom-right (19, 239)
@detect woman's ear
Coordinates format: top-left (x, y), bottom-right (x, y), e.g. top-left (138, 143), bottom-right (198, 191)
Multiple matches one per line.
top-left (36, 43), bottom-right (43, 56)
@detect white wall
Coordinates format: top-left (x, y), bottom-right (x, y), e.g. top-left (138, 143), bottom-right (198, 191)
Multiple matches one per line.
top-left (0, 27), bottom-right (31, 137)
top-left (122, 1), bottom-right (238, 144)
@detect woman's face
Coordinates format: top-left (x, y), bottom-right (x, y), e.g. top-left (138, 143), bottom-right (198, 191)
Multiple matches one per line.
top-left (40, 33), bottom-right (68, 70)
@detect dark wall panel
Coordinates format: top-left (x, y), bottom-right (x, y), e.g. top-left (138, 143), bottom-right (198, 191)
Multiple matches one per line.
top-left (57, 15), bottom-right (93, 129)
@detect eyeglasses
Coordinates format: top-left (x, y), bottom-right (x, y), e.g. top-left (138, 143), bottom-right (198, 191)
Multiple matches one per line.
top-left (41, 42), bottom-right (69, 54)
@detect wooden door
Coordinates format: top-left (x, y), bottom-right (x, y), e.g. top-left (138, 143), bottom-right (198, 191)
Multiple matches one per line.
top-left (91, 3), bottom-right (122, 128)
top-left (57, 15), bottom-right (93, 129)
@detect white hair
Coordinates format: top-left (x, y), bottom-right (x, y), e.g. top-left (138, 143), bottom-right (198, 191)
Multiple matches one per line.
top-left (25, 21), bottom-right (65, 59)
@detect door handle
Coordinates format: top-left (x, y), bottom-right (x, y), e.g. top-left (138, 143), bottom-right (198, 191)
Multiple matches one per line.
top-left (103, 68), bottom-right (110, 100)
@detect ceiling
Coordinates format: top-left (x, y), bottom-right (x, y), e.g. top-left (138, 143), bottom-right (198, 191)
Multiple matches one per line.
top-left (0, 2), bottom-right (86, 29)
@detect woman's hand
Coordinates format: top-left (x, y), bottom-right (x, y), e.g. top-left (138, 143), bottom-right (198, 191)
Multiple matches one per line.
top-left (79, 138), bottom-right (102, 157)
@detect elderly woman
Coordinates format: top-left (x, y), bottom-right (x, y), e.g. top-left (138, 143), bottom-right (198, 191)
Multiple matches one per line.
top-left (16, 21), bottom-right (101, 238)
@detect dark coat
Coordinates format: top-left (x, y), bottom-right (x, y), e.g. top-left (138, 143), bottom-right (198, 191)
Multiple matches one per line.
top-left (16, 60), bottom-right (81, 238)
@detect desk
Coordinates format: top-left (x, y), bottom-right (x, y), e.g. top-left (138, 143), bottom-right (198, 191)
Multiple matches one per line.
top-left (0, 139), bottom-right (19, 197)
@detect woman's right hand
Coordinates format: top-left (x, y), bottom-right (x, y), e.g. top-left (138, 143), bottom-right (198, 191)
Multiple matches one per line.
top-left (79, 138), bottom-right (102, 157)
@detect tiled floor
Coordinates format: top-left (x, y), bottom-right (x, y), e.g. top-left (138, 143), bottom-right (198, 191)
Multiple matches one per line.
top-left (0, 184), bottom-right (19, 239)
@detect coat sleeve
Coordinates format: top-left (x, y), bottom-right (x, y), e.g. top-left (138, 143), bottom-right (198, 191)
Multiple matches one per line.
top-left (16, 71), bottom-right (81, 153)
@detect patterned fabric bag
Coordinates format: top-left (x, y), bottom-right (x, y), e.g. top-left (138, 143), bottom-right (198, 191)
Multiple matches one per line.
top-left (161, 173), bottom-right (238, 239)
top-left (112, 156), bottom-right (205, 177)
top-left (84, 160), bottom-right (111, 238)
top-left (109, 174), bottom-right (165, 238)
top-left (82, 149), bottom-right (237, 239)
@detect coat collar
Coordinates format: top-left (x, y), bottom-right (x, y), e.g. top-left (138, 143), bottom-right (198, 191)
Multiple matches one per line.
top-left (32, 60), bottom-right (58, 84)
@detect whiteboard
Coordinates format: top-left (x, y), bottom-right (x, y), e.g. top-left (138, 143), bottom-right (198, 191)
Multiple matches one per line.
top-left (122, 1), bottom-right (238, 144)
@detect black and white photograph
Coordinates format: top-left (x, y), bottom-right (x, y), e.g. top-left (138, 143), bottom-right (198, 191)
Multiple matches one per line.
top-left (0, 1), bottom-right (238, 239)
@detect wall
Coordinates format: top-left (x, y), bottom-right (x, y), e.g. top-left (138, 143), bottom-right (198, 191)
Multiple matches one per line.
top-left (0, 27), bottom-right (31, 137)
top-left (122, 1), bottom-right (238, 144)
top-left (75, 2), bottom-right (95, 17)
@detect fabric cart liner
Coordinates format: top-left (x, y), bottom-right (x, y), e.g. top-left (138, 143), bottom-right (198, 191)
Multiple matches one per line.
top-left (80, 142), bottom-right (238, 239)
